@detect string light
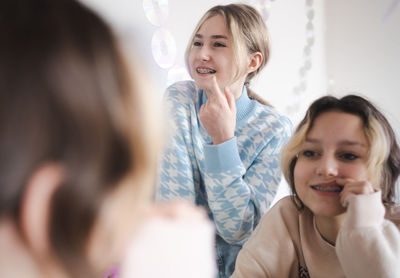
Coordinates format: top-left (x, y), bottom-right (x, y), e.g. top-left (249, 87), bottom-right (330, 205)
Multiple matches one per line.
top-left (247, 0), bottom-right (315, 117)
top-left (285, 0), bottom-right (315, 117)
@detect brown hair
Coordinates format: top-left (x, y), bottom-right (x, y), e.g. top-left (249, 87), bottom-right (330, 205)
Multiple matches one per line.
top-left (281, 95), bottom-right (400, 209)
top-left (0, 0), bottom-right (156, 275)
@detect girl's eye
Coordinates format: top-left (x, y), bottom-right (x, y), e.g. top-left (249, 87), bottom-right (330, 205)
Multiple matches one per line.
top-left (214, 42), bottom-right (226, 47)
top-left (339, 153), bottom-right (359, 161)
top-left (193, 41), bottom-right (202, 46)
top-left (301, 150), bottom-right (317, 158)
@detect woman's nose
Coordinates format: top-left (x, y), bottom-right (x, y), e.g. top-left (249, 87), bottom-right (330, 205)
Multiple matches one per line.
top-left (315, 155), bottom-right (338, 177)
top-left (199, 46), bottom-right (210, 61)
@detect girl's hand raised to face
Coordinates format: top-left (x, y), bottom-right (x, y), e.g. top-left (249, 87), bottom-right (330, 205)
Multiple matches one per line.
top-left (337, 178), bottom-right (376, 207)
top-left (199, 76), bottom-right (236, 145)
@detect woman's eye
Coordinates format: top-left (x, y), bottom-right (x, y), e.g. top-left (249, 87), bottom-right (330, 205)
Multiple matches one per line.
top-left (214, 42), bottom-right (226, 47)
top-left (339, 153), bottom-right (358, 161)
top-left (193, 41), bottom-right (202, 46)
top-left (302, 150), bottom-right (317, 158)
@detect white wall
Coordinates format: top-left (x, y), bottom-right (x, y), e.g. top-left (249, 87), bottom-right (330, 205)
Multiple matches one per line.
top-left (251, 0), bottom-right (327, 125)
top-left (325, 0), bottom-right (400, 136)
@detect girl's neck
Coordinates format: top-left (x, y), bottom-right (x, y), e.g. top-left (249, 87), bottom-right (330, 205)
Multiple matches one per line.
top-left (229, 80), bottom-right (245, 100)
top-left (314, 213), bottom-right (346, 245)
top-left (204, 77), bottom-right (245, 100)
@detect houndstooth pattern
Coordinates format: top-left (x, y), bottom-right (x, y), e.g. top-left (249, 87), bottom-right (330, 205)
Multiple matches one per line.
top-left (157, 80), bottom-right (292, 239)
top-left (156, 80), bottom-right (292, 274)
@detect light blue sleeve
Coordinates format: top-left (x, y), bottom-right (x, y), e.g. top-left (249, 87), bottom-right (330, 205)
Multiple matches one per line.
top-left (203, 117), bottom-right (292, 244)
top-left (156, 82), bottom-right (199, 203)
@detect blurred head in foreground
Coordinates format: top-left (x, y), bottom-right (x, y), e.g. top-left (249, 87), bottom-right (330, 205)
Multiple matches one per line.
top-left (0, 0), bottom-right (159, 276)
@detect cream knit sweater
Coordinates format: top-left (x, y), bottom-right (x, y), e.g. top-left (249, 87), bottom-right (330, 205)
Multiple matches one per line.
top-left (232, 191), bottom-right (400, 278)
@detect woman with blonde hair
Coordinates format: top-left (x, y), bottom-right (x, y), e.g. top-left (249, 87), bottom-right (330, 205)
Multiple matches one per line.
top-left (157, 4), bottom-right (292, 277)
top-left (232, 95), bottom-right (400, 277)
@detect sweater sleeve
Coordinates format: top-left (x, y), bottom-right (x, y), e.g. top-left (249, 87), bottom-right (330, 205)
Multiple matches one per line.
top-left (203, 118), bottom-right (292, 244)
top-left (231, 198), bottom-right (300, 278)
top-left (156, 82), bottom-right (199, 203)
top-left (336, 191), bottom-right (400, 278)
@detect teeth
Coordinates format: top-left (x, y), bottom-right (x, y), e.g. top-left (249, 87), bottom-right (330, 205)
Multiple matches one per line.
top-left (311, 186), bottom-right (343, 192)
top-left (197, 68), bottom-right (216, 74)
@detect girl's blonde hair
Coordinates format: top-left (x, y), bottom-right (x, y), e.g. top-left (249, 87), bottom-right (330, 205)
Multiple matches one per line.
top-left (185, 4), bottom-right (271, 105)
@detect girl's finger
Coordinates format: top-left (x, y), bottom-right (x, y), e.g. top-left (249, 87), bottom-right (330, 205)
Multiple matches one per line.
top-left (210, 75), bottom-right (224, 101)
top-left (224, 87), bottom-right (236, 111)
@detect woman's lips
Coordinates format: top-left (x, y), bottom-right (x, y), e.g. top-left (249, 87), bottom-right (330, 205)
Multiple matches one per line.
top-left (311, 181), bottom-right (343, 193)
top-left (196, 67), bottom-right (216, 74)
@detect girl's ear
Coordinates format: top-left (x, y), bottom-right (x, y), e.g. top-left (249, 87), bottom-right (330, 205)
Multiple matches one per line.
top-left (247, 52), bottom-right (263, 74)
top-left (20, 164), bottom-right (63, 259)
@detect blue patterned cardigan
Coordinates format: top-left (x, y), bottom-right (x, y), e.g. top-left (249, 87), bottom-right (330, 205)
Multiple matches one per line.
top-left (156, 80), bottom-right (292, 277)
